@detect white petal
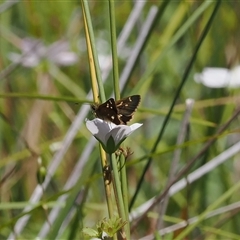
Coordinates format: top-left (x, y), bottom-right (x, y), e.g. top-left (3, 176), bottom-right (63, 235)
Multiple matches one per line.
top-left (106, 125), bottom-right (130, 145)
top-left (8, 52), bottom-right (40, 67)
top-left (22, 38), bottom-right (44, 53)
top-left (47, 40), bottom-right (78, 66)
top-left (22, 55), bottom-right (41, 67)
top-left (86, 119), bottom-right (99, 135)
top-left (48, 40), bottom-right (69, 53)
top-left (107, 123), bottom-right (143, 145)
top-left (91, 118), bottom-right (113, 133)
top-left (130, 123), bottom-right (143, 132)
top-left (229, 66), bottom-right (240, 88)
top-left (49, 52), bottom-right (78, 66)
top-left (21, 38), bottom-right (46, 58)
top-left (194, 67), bottom-right (230, 88)
top-left (86, 119), bottom-right (112, 145)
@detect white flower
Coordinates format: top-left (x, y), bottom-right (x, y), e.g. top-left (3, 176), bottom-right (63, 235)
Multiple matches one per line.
top-left (194, 65), bottom-right (240, 88)
top-left (86, 118), bottom-right (142, 154)
top-left (47, 40), bottom-right (78, 66)
top-left (8, 38), bottom-right (78, 68)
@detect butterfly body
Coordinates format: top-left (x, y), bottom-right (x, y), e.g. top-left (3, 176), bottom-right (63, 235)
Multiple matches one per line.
top-left (91, 95), bottom-right (140, 125)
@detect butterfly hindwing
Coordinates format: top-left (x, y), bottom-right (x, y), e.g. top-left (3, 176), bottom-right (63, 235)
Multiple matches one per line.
top-left (116, 95), bottom-right (141, 124)
top-left (117, 114), bottom-right (132, 125)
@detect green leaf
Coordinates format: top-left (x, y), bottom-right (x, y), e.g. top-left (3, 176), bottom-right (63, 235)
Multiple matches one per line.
top-left (82, 227), bottom-right (99, 238)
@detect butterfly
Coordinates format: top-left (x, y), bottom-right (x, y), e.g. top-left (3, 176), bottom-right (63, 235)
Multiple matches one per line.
top-left (91, 95), bottom-right (141, 125)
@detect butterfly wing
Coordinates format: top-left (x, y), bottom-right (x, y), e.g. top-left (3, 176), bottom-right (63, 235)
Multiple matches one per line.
top-left (92, 95), bottom-right (140, 125)
top-left (115, 95), bottom-right (141, 124)
top-left (92, 98), bottom-right (121, 125)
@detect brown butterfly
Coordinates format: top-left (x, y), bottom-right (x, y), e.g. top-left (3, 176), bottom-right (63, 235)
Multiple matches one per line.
top-left (91, 95), bottom-right (141, 125)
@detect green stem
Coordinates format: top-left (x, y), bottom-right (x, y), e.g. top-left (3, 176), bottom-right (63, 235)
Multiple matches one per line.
top-left (110, 154), bottom-right (129, 239)
top-left (100, 146), bottom-right (114, 220)
top-left (0, 92), bottom-right (89, 104)
top-left (108, 0), bottom-right (120, 100)
top-left (119, 154), bottom-right (130, 238)
top-left (81, 0), bottom-right (106, 102)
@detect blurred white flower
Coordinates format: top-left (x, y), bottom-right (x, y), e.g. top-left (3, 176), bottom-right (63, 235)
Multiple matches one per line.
top-left (194, 65), bottom-right (240, 88)
top-left (86, 118), bottom-right (142, 154)
top-left (8, 38), bottom-right (78, 68)
top-left (46, 40), bottom-right (78, 66)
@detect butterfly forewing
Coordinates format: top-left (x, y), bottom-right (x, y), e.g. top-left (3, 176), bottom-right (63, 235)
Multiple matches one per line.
top-left (91, 98), bottom-right (121, 125)
top-left (115, 95), bottom-right (141, 116)
top-left (92, 95), bottom-right (140, 125)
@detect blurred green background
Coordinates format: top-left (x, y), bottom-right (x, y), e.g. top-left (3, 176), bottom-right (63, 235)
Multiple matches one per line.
top-left (1, 1), bottom-right (240, 239)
